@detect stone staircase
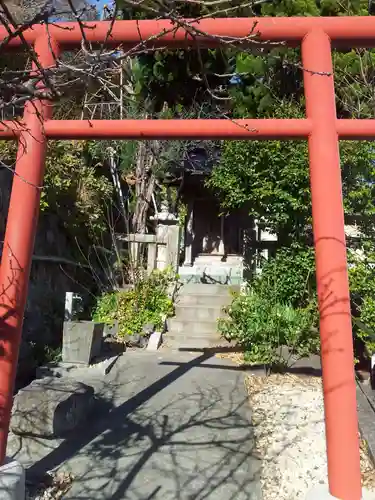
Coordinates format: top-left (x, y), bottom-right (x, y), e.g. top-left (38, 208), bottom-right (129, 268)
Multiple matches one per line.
top-left (165, 283), bottom-right (238, 349)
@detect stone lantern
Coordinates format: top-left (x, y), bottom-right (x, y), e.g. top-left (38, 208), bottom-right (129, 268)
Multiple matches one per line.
top-left (150, 202), bottom-right (180, 272)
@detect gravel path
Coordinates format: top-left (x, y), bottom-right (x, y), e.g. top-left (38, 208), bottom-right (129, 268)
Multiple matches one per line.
top-left (26, 472), bottom-right (74, 499)
top-left (246, 374), bottom-right (375, 500)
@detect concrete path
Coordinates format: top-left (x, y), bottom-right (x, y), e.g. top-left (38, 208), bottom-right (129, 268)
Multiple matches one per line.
top-left (8, 351), bottom-right (262, 500)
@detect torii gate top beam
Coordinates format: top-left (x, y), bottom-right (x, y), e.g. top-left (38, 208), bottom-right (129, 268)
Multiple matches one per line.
top-left (1, 16), bottom-right (375, 48)
top-left (0, 15), bottom-right (373, 500)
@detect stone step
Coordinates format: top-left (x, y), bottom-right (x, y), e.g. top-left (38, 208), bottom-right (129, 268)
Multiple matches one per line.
top-left (174, 304), bottom-right (227, 322)
top-left (167, 318), bottom-right (219, 336)
top-left (193, 255), bottom-right (244, 268)
top-left (176, 293), bottom-right (232, 307)
top-left (179, 283), bottom-right (239, 296)
top-left (164, 334), bottom-right (229, 350)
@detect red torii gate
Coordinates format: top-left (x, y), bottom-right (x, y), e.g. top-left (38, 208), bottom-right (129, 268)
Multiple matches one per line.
top-left (0, 16), bottom-right (375, 500)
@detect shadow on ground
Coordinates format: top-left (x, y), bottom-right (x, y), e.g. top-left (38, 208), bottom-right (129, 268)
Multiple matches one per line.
top-left (8, 351), bottom-right (262, 500)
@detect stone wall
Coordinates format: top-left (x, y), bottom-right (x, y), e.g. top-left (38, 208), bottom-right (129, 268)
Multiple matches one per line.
top-left (0, 168), bottom-right (98, 389)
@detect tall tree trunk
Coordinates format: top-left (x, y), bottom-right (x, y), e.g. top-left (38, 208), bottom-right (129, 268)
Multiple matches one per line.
top-left (129, 141), bottom-right (159, 274)
top-left (132, 141), bottom-right (159, 233)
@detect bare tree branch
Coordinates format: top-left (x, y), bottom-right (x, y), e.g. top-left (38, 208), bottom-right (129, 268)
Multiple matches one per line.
top-left (0, 0), bottom-right (282, 117)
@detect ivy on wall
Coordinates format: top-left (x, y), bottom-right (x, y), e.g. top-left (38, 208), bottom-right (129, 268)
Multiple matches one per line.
top-left (0, 139), bottom-right (113, 250)
top-left (42, 141), bottom-right (113, 242)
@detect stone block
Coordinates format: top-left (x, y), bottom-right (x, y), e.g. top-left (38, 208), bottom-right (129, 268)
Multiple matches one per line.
top-left (36, 361), bottom-right (78, 379)
top-left (11, 377), bottom-right (94, 438)
top-left (62, 321), bottom-right (104, 365)
top-left (147, 331), bottom-right (163, 351)
top-left (0, 459), bottom-right (25, 500)
top-left (104, 321), bottom-right (119, 338)
top-left (142, 323), bottom-right (155, 335)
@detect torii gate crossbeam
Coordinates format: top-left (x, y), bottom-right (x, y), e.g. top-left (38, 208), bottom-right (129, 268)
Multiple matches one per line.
top-left (0, 17), bottom-right (373, 500)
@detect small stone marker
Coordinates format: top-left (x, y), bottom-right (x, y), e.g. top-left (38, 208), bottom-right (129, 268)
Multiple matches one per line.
top-left (11, 377), bottom-right (94, 438)
top-left (62, 321), bottom-right (104, 365)
top-left (147, 331), bottom-right (163, 351)
top-left (127, 333), bottom-right (141, 347)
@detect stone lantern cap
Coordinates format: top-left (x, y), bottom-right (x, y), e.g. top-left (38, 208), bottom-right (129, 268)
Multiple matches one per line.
top-left (150, 202), bottom-right (179, 223)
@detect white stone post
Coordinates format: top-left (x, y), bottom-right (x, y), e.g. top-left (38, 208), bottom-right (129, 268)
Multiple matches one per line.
top-left (183, 199), bottom-right (194, 266)
top-left (64, 292), bottom-right (74, 321)
top-left (218, 214), bottom-right (225, 255)
top-left (253, 220), bottom-right (277, 274)
top-left (151, 203), bottom-right (180, 272)
top-left (259, 225), bottom-right (277, 265)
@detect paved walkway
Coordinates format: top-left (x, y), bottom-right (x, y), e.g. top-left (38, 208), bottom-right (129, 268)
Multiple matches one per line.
top-left (8, 351), bottom-right (261, 500)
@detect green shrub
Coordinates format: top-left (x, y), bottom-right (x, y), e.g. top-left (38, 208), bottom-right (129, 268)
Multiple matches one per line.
top-left (252, 243), bottom-right (375, 360)
top-left (219, 244), bottom-right (319, 367)
top-left (218, 291), bottom-right (319, 367)
top-left (354, 296), bottom-right (375, 356)
top-left (348, 248), bottom-right (375, 356)
top-left (93, 269), bottom-right (175, 337)
top-left (253, 245), bottom-right (316, 308)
